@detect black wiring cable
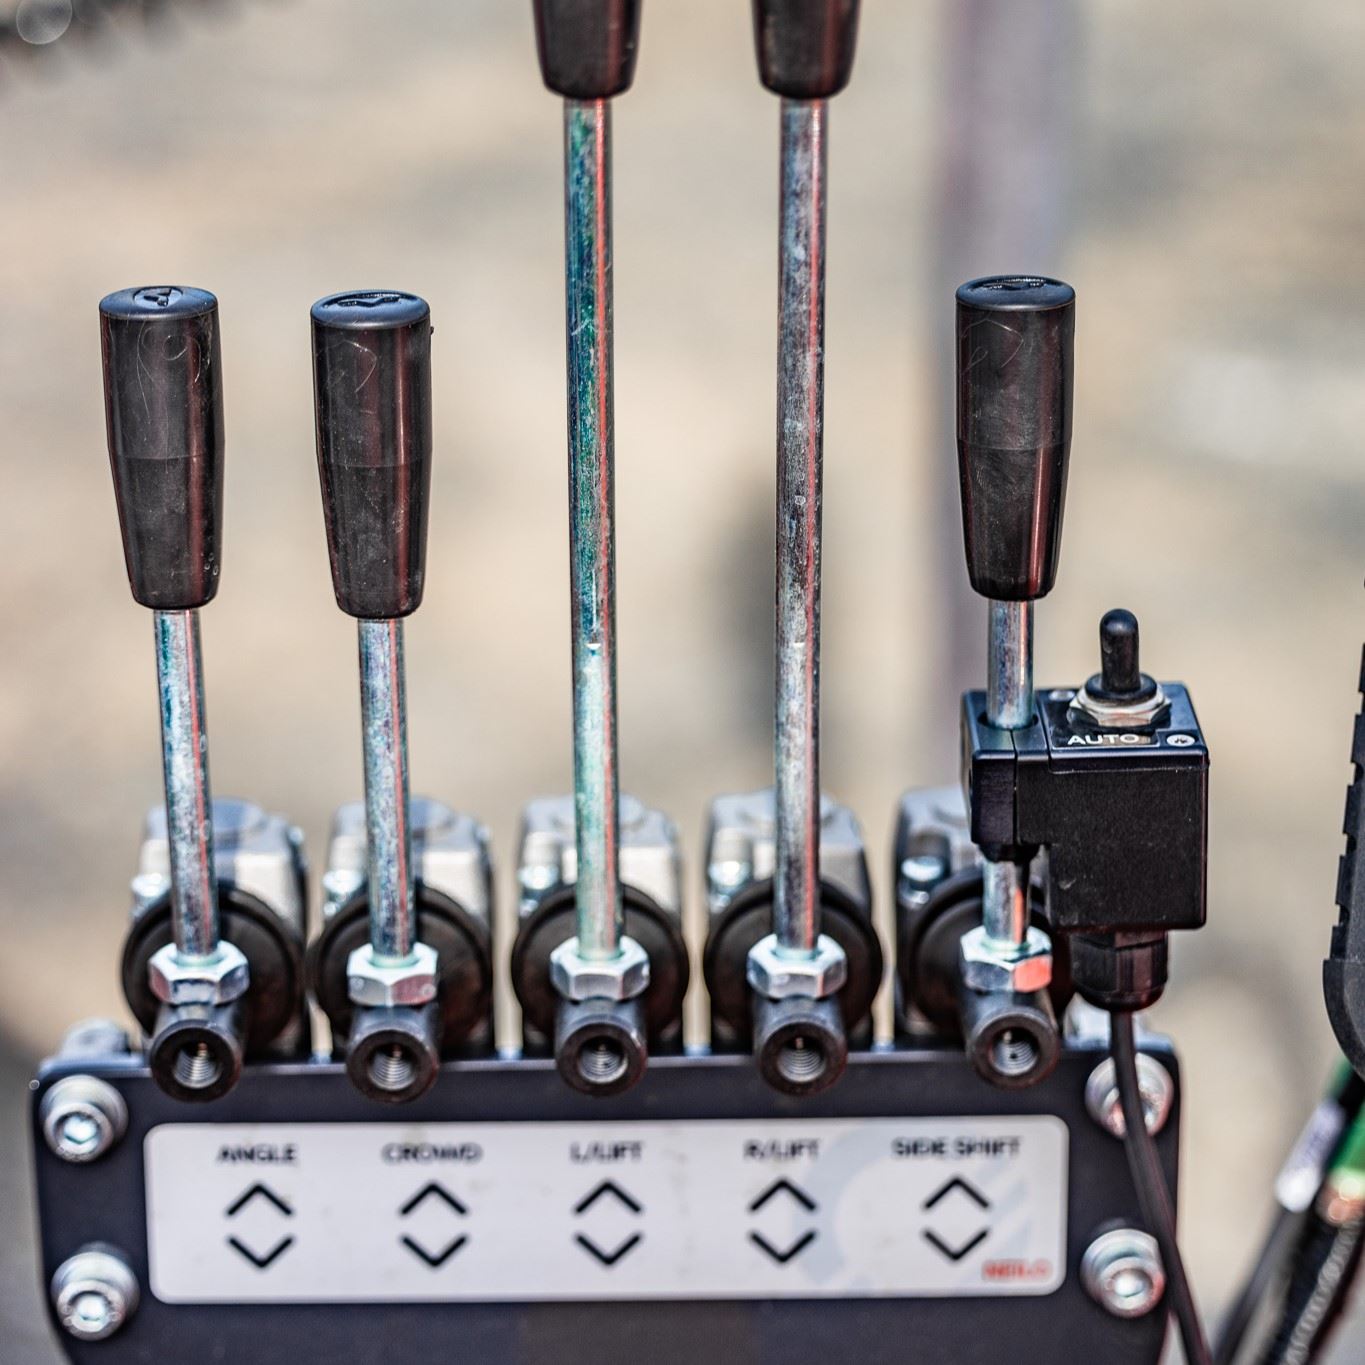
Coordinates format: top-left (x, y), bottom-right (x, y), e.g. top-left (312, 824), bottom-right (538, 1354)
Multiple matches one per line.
top-left (1112, 1009), bottom-right (1214, 1365)
top-left (1253, 1214), bottom-right (1364, 1365)
top-left (1214, 1206), bottom-right (1299, 1365)
top-left (1217, 1071), bottom-right (1365, 1364)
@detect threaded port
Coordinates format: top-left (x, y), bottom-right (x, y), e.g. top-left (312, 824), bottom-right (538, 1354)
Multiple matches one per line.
top-left (368, 1045), bottom-right (418, 1094)
top-left (576, 1037), bottom-right (628, 1088)
top-left (991, 1028), bottom-right (1040, 1080)
top-left (776, 1035), bottom-right (828, 1086)
top-left (172, 1043), bottom-right (222, 1092)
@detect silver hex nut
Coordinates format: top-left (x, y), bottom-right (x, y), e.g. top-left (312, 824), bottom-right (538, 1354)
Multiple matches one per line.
top-left (549, 935), bottom-right (651, 1003)
top-left (959, 924), bottom-right (1053, 994)
top-left (147, 940), bottom-right (250, 1007)
top-left (346, 941), bottom-right (440, 1008)
top-left (746, 932), bottom-right (848, 1001)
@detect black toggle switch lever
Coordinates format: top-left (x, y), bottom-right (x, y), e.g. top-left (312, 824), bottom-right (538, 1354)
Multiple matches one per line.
top-left (101, 286), bottom-right (248, 1102)
top-left (954, 275), bottom-right (1075, 1089)
top-left (311, 290), bottom-right (441, 1104)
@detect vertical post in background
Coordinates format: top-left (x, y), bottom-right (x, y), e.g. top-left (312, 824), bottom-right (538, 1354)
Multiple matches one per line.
top-left (929, 0), bottom-right (1080, 767)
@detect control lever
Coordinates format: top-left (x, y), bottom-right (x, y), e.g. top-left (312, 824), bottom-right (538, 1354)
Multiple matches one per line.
top-left (532, 0), bottom-right (652, 1096)
top-left (100, 285), bottom-right (248, 1102)
top-left (740, 0), bottom-right (861, 1098)
top-left (310, 290), bottom-right (440, 1103)
top-left (954, 274), bottom-right (1074, 1087)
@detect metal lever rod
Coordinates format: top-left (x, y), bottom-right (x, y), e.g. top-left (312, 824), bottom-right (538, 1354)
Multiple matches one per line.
top-left (358, 616), bottom-right (415, 965)
top-left (564, 94), bottom-right (623, 965)
top-left (311, 289), bottom-right (439, 1104)
top-left (773, 95), bottom-right (827, 961)
top-left (983, 598), bottom-right (1032, 949)
top-left (154, 608), bottom-right (218, 960)
top-left (102, 286), bottom-right (228, 967)
top-left (101, 284), bottom-right (248, 1102)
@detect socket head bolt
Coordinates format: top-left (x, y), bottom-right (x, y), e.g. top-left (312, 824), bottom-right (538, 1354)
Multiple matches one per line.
top-left (959, 923), bottom-right (1054, 994)
top-left (51, 1248), bottom-right (139, 1342)
top-left (40, 1077), bottom-right (128, 1164)
top-left (1085, 1053), bottom-right (1175, 1139)
top-left (1081, 1229), bottom-right (1166, 1319)
top-left (746, 932), bottom-right (848, 1000)
top-left (147, 938), bottom-right (250, 1006)
top-left (1070, 609), bottom-right (1168, 728)
top-left (346, 941), bottom-right (439, 1008)
top-left (550, 934), bottom-right (651, 1003)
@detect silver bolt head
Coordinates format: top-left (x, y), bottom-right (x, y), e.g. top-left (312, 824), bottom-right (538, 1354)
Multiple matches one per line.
top-left (959, 924), bottom-right (1053, 994)
top-left (147, 940), bottom-right (250, 1006)
top-left (1081, 1228), bottom-right (1165, 1319)
top-left (346, 941), bottom-right (440, 1008)
top-left (51, 1248), bottom-right (139, 1341)
top-left (1085, 1053), bottom-right (1175, 1139)
top-left (746, 933), bottom-right (848, 1001)
top-left (40, 1076), bottom-right (128, 1164)
top-left (550, 935), bottom-right (651, 1003)
top-left (708, 858), bottom-right (750, 892)
top-left (899, 854), bottom-right (946, 891)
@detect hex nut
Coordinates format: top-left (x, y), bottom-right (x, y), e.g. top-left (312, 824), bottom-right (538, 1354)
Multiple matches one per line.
top-left (959, 924), bottom-right (1053, 994)
top-left (1081, 1228), bottom-right (1165, 1319)
top-left (550, 935), bottom-right (651, 1003)
top-left (346, 941), bottom-right (440, 1008)
top-left (51, 1248), bottom-right (139, 1342)
top-left (147, 940), bottom-right (250, 1006)
top-left (1085, 1054), bottom-right (1175, 1139)
top-left (746, 932), bottom-right (848, 1001)
top-left (40, 1076), bottom-right (128, 1164)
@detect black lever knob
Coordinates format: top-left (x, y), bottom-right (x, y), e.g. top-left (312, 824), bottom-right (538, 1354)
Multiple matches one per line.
top-left (311, 291), bottom-right (433, 621)
top-left (752, 0), bottom-right (860, 99)
top-left (100, 286), bottom-right (224, 611)
top-left (532, 0), bottom-right (641, 99)
top-left (955, 275), bottom-right (1074, 601)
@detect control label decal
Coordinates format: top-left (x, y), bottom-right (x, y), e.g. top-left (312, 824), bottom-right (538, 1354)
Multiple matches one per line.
top-left (145, 1116), bottom-right (1066, 1303)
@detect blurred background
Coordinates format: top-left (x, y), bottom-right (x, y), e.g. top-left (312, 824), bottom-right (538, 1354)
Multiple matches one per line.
top-left (1, 0), bottom-right (1364, 1358)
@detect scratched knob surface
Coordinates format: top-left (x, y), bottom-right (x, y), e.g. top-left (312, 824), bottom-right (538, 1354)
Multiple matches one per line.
top-left (100, 286), bottom-right (225, 611)
top-left (533, 0), bottom-right (641, 100)
top-left (752, 0), bottom-right (861, 99)
top-left (311, 291), bottom-right (433, 620)
top-left (955, 275), bottom-right (1074, 602)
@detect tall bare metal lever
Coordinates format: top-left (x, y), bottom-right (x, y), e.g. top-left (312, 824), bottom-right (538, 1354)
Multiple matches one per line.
top-left (744, 0), bottom-right (861, 1098)
top-left (311, 290), bottom-right (440, 1104)
top-left (955, 274), bottom-right (1074, 1088)
top-left (531, 0), bottom-right (653, 1097)
top-left (100, 285), bottom-right (248, 1102)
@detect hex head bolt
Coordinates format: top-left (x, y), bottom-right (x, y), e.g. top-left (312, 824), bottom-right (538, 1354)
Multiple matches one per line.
top-left (744, 0), bottom-right (861, 1098)
top-left (533, 0), bottom-right (652, 1096)
top-left (954, 275), bottom-right (1075, 1087)
top-left (311, 290), bottom-right (440, 1104)
top-left (100, 286), bottom-right (247, 1102)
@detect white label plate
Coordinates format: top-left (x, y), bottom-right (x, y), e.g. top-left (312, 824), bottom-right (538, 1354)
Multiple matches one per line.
top-left (145, 1116), bottom-right (1067, 1303)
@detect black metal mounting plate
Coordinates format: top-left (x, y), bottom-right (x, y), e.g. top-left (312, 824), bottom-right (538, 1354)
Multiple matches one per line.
top-left (30, 1043), bottom-right (1177, 1365)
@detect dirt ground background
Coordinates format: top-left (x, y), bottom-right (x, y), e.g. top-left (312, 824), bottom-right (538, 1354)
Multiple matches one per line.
top-left (2, 0), bottom-right (1365, 1358)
